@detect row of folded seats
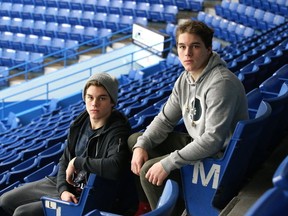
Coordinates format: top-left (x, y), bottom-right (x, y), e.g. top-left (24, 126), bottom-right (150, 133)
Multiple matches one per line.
top-left (215, 0), bottom-right (286, 31)
top-left (0, 1), bottom-right (179, 23)
top-left (239, 0), bottom-right (288, 16)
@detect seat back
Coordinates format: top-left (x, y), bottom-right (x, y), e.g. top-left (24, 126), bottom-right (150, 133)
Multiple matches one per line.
top-left (245, 156), bottom-right (288, 216)
top-left (143, 180), bottom-right (179, 216)
top-left (181, 101), bottom-right (272, 216)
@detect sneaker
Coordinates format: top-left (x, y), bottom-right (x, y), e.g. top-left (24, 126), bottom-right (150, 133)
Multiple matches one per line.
top-left (134, 202), bottom-right (151, 216)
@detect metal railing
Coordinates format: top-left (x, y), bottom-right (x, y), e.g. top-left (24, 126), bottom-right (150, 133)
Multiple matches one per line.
top-left (0, 27), bottom-right (173, 119)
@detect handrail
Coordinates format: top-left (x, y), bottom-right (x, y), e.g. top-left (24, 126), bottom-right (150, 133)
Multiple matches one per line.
top-left (0, 27), bottom-right (173, 120)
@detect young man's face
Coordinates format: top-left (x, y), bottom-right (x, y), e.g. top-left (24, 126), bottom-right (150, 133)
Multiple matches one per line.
top-left (177, 32), bottom-right (212, 75)
top-left (85, 85), bottom-right (114, 123)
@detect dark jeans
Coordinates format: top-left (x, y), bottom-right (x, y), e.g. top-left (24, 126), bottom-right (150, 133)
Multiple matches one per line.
top-left (128, 131), bottom-right (191, 215)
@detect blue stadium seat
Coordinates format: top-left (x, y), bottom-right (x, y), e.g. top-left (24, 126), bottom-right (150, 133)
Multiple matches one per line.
top-left (37, 142), bottom-right (65, 167)
top-left (273, 64), bottom-right (288, 81)
top-left (24, 161), bottom-right (58, 183)
top-left (121, 1), bottom-right (136, 16)
top-left (82, 26), bottom-right (99, 44)
top-left (9, 18), bottom-right (23, 33)
top-left (0, 31), bottom-right (14, 49)
top-left (135, 2), bottom-right (150, 18)
top-left (181, 101), bottom-right (272, 215)
top-left (108, 0), bottom-right (123, 15)
top-left (68, 9), bottom-right (83, 25)
top-left (252, 56), bottom-right (272, 85)
top-left (118, 15), bottom-right (133, 33)
top-left (70, 25), bottom-right (85, 42)
top-left (245, 156), bottom-right (288, 216)
top-left (57, 8), bottom-right (70, 24)
top-left (10, 3), bottom-right (24, 18)
top-left (33, 6), bottom-right (46, 21)
top-left (57, 23), bottom-right (72, 39)
top-left (246, 82), bottom-right (288, 170)
top-left (93, 12), bottom-right (108, 28)
top-left (105, 14), bottom-right (120, 32)
top-left (149, 4), bottom-right (164, 21)
top-left (32, 20), bottom-right (47, 36)
top-left (134, 16), bottom-right (148, 26)
top-left (42, 172), bottom-right (133, 215)
top-left (83, 0), bottom-right (97, 11)
top-left (163, 5), bottom-right (178, 23)
top-left (36, 36), bottom-right (52, 54)
top-left (5, 156), bottom-right (39, 185)
top-left (20, 19), bottom-right (34, 35)
top-left (71, 0), bottom-right (85, 10)
top-left (14, 50), bottom-right (30, 69)
top-left (58, 0), bottom-right (71, 9)
top-left (28, 52), bottom-right (44, 72)
top-left (22, 4), bottom-right (35, 20)
top-left (43, 22), bottom-right (58, 38)
top-left (44, 6), bottom-right (59, 22)
top-left (1, 48), bottom-right (16, 67)
top-left (80, 11), bottom-right (95, 27)
top-left (0, 2), bottom-right (12, 17)
top-left (238, 63), bottom-right (259, 93)
top-left (95, 0), bottom-right (110, 13)
top-left (23, 35), bottom-right (39, 52)
top-left (0, 16), bottom-right (11, 32)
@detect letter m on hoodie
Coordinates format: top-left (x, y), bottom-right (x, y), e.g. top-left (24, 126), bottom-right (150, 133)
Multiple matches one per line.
top-left (192, 162), bottom-right (221, 189)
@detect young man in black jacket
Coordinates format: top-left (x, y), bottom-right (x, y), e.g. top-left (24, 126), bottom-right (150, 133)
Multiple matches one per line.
top-left (0, 72), bottom-right (137, 216)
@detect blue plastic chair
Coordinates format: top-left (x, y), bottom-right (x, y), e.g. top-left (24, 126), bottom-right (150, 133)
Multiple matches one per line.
top-left (273, 64), bottom-right (288, 81)
top-left (121, 0), bottom-right (136, 16)
top-left (57, 23), bottom-right (72, 39)
top-left (93, 12), bottom-right (108, 28)
top-left (56, 8), bottom-right (70, 24)
top-left (83, 26), bottom-right (99, 44)
top-left (14, 50), bottom-right (30, 69)
top-left (80, 11), bottom-right (95, 27)
top-left (245, 155), bottom-right (288, 216)
top-left (44, 7), bottom-right (59, 23)
top-left (149, 4), bottom-right (164, 22)
top-left (10, 3), bottom-right (24, 18)
top-left (105, 14), bottom-right (120, 32)
top-left (44, 22), bottom-right (59, 38)
top-left (95, 0), bottom-right (110, 13)
top-left (118, 15), bottom-right (133, 33)
top-left (23, 35), bottom-right (39, 52)
top-left (0, 16), bottom-right (11, 32)
top-left (20, 19), bottom-right (34, 35)
top-left (83, 0), bottom-right (97, 11)
top-left (71, 0), bottom-right (85, 10)
top-left (33, 6), bottom-right (46, 20)
top-left (135, 2), bottom-right (150, 18)
top-left (9, 17), bottom-right (23, 33)
top-left (1, 49), bottom-right (16, 67)
top-left (24, 161), bottom-right (58, 183)
top-left (32, 20), bottom-right (47, 36)
top-left (5, 156), bottom-right (39, 185)
top-left (0, 2), bottom-right (12, 17)
top-left (163, 5), bottom-right (178, 23)
top-left (108, 0), bottom-right (123, 15)
top-left (21, 4), bottom-right (35, 20)
top-left (181, 101), bottom-right (272, 216)
top-left (36, 36), bottom-right (52, 54)
top-left (70, 25), bottom-right (85, 42)
top-left (0, 32), bottom-right (14, 49)
top-left (68, 9), bottom-right (83, 25)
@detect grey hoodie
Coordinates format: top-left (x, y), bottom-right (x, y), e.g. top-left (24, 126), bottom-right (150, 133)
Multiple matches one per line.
top-left (134, 52), bottom-right (249, 174)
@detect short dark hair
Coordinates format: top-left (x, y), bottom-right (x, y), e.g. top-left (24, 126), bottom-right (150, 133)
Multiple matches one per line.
top-left (176, 20), bottom-right (214, 48)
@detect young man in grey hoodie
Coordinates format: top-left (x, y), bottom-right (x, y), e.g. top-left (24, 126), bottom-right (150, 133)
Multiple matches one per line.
top-left (128, 20), bottom-right (249, 215)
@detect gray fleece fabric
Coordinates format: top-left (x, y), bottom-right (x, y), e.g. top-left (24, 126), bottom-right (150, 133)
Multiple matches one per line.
top-left (134, 52), bottom-right (249, 174)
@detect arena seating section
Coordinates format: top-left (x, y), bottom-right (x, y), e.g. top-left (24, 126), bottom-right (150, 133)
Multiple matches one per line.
top-left (0, 0), bottom-right (288, 215)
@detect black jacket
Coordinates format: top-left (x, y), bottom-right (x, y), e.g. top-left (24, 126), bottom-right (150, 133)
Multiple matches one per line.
top-left (56, 109), bottom-right (131, 196)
